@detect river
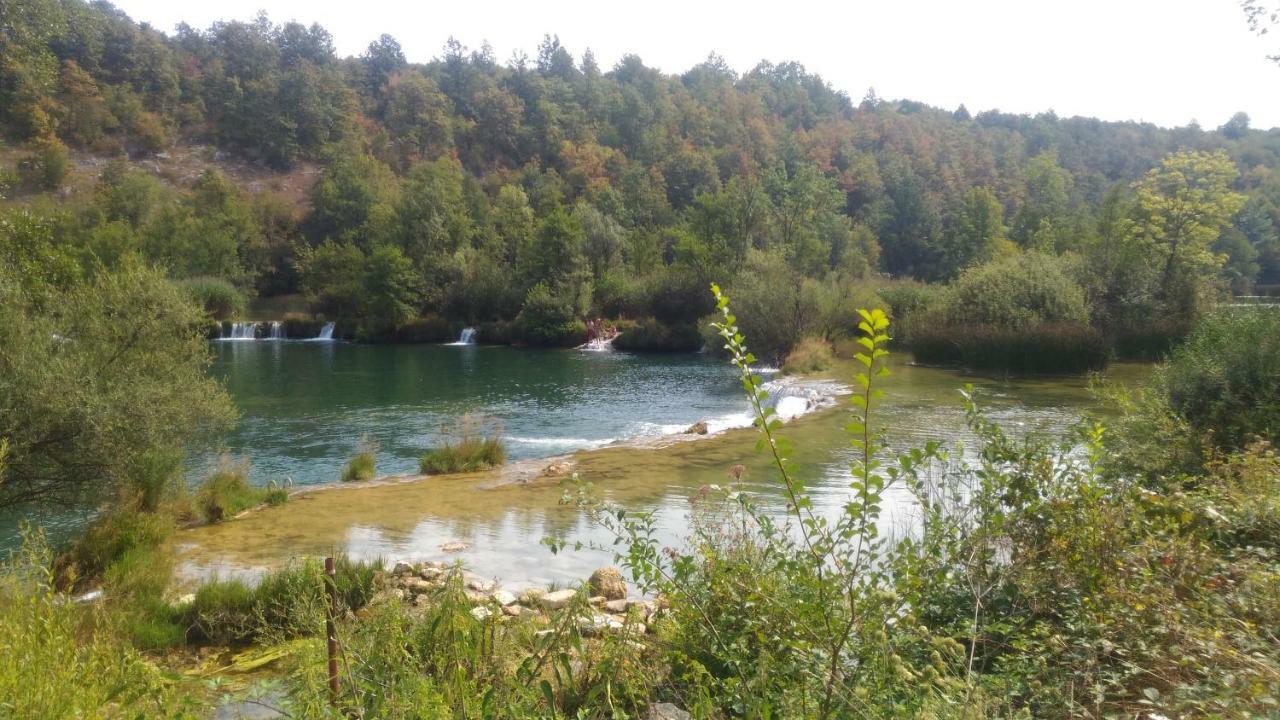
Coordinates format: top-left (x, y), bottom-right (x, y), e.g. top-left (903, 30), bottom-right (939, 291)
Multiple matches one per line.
top-left (173, 339), bottom-right (1149, 590)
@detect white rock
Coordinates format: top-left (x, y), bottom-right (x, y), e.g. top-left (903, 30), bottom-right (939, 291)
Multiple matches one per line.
top-left (603, 599), bottom-right (629, 613)
top-left (502, 604), bottom-right (524, 617)
top-left (470, 606), bottom-right (493, 622)
top-left (538, 589), bottom-right (577, 610)
top-left (491, 590), bottom-right (518, 606)
top-left (465, 575), bottom-right (495, 593)
top-left (647, 703), bottom-right (691, 720)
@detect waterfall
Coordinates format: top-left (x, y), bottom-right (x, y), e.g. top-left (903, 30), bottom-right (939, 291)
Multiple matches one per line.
top-left (447, 327), bottom-right (477, 345)
top-left (222, 321), bottom-right (260, 340)
top-left (268, 321), bottom-right (284, 340)
top-left (316, 322), bottom-right (335, 341)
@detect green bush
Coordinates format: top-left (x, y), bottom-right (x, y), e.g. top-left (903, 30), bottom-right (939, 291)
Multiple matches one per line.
top-left (516, 282), bottom-right (585, 347)
top-left (612, 317), bottom-right (702, 352)
top-left (909, 322), bottom-right (1108, 374)
top-left (781, 337), bottom-right (835, 374)
top-left (420, 436), bottom-right (506, 474)
top-left (177, 276), bottom-right (247, 320)
top-left (941, 251), bottom-right (1089, 330)
top-left (1157, 308), bottom-right (1280, 451)
top-left (22, 140), bottom-right (71, 190)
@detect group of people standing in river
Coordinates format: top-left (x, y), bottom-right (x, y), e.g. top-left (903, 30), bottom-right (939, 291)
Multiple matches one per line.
top-left (585, 318), bottom-right (618, 343)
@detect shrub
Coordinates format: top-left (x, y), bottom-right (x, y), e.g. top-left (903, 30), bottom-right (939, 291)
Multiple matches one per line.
top-left (516, 282), bottom-right (585, 347)
top-left (941, 251), bottom-right (1089, 330)
top-left (909, 322), bottom-right (1108, 374)
top-left (342, 436), bottom-right (378, 483)
top-left (195, 459), bottom-right (266, 523)
top-left (21, 139), bottom-right (71, 190)
top-left (1157, 308), bottom-right (1280, 451)
top-left (782, 336), bottom-right (835, 374)
top-left (612, 317), bottom-right (702, 352)
top-left (177, 276), bottom-right (247, 320)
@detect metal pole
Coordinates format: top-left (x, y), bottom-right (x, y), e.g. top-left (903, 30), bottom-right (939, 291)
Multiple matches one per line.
top-left (325, 556), bottom-right (339, 706)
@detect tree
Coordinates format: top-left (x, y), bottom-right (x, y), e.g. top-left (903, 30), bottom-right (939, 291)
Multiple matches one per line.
top-left (363, 244), bottom-right (422, 329)
top-left (0, 260), bottom-right (235, 508)
top-left (934, 187), bottom-right (1008, 280)
top-left (1133, 150), bottom-right (1246, 315)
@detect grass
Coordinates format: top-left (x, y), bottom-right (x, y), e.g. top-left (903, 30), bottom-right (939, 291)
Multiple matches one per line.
top-left (195, 459), bottom-right (286, 523)
top-left (0, 531), bottom-right (190, 717)
top-left (341, 437), bottom-right (378, 482)
top-left (909, 321), bottom-right (1109, 374)
top-left (782, 336), bottom-right (835, 375)
top-left (420, 436), bottom-right (506, 474)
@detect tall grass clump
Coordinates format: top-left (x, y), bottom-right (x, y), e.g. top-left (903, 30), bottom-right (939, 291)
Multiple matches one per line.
top-left (781, 336), bottom-right (835, 374)
top-left (178, 276), bottom-right (248, 320)
top-left (420, 415), bottom-right (506, 474)
top-left (195, 458), bottom-right (279, 523)
top-left (183, 556), bottom-right (381, 646)
top-left (341, 435), bottom-right (378, 482)
top-left (0, 529), bottom-right (188, 717)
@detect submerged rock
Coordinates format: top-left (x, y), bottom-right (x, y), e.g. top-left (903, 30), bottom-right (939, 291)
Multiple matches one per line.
top-left (685, 420), bottom-right (709, 435)
top-left (440, 541), bottom-right (468, 552)
top-left (543, 460), bottom-right (574, 477)
top-left (588, 567), bottom-right (627, 600)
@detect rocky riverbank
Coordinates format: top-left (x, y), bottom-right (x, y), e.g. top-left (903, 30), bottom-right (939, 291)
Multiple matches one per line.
top-left (375, 562), bottom-right (661, 638)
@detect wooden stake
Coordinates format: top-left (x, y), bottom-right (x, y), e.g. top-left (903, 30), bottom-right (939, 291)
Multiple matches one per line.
top-left (325, 556), bottom-right (339, 706)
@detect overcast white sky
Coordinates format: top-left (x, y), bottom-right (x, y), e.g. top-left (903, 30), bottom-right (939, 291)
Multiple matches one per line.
top-left (112, 0), bottom-right (1280, 129)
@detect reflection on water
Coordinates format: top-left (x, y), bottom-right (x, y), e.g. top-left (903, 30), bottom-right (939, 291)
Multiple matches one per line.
top-left (178, 347), bottom-right (1150, 589)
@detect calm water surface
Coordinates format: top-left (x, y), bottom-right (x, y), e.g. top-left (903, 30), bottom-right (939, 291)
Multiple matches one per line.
top-left (177, 341), bottom-right (1150, 590)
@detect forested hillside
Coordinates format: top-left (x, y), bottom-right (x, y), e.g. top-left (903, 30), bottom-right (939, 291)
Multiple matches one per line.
top-left (3, 0), bottom-right (1279, 356)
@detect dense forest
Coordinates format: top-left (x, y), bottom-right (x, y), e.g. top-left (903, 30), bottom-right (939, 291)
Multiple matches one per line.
top-left (3, 0), bottom-right (1280, 361)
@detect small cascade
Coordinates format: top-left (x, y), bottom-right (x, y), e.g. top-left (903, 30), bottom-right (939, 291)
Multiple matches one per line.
top-left (316, 322), bottom-right (335, 341)
top-left (447, 327), bottom-right (477, 345)
top-left (267, 321), bottom-right (284, 340)
top-left (222, 321), bottom-right (260, 340)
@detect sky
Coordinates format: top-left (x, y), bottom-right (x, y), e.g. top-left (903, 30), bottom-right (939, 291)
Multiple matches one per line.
top-left (110, 0), bottom-right (1280, 129)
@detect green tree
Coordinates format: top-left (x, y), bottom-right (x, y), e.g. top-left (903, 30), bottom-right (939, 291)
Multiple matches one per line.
top-left (1133, 150), bottom-right (1246, 315)
top-left (363, 244), bottom-right (422, 329)
top-left (0, 261), bottom-right (235, 508)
